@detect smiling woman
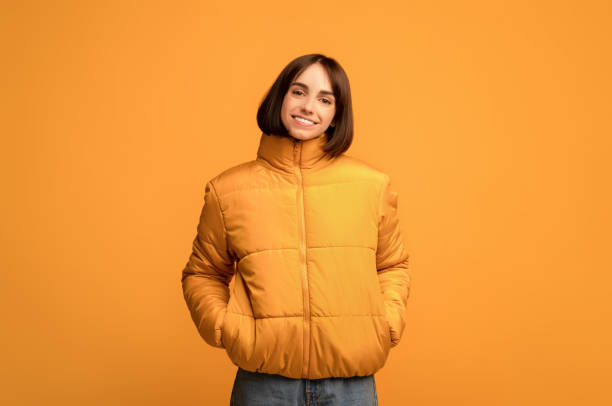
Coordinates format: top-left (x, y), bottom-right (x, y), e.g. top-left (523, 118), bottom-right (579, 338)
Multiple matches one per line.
top-left (279, 65), bottom-right (337, 138)
top-left (181, 53), bottom-right (411, 406)
top-left (256, 54), bottom-right (354, 157)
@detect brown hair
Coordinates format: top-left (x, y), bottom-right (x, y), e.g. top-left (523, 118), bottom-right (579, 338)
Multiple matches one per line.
top-left (256, 54), bottom-right (354, 158)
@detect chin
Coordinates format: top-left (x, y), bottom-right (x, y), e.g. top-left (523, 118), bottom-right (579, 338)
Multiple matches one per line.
top-left (290, 130), bottom-right (323, 141)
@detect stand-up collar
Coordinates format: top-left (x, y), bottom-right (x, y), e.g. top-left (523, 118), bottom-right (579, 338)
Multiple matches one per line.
top-left (256, 132), bottom-right (332, 172)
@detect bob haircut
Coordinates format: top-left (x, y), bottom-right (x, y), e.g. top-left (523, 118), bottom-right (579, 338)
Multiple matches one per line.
top-left (256, 54), bottom-right (354, 159)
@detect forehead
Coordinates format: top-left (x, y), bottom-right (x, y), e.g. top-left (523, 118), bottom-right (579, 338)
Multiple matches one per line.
top-left (292, 64), bottom-right (333, 91)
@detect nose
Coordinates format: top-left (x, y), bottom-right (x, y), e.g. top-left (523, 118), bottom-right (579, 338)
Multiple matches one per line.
top-left (301, 96), bottom-right (315, 114)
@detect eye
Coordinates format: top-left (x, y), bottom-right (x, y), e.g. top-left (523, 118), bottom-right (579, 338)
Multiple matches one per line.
top-left (321, 98), bottom-right (332, 105)
top-left (292, 89), bottom-right (304, 96)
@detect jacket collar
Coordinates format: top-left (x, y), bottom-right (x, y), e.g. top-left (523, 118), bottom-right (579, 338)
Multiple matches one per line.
top-left (256, 132), bottom-right (332, 172)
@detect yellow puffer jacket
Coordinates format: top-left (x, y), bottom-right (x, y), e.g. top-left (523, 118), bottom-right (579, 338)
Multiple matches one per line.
top-left (181, 132), bottom-right (410, 379)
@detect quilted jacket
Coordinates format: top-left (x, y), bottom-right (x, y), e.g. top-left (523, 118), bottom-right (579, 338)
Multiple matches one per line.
top-left (181, 131), bottom-right (411, 379)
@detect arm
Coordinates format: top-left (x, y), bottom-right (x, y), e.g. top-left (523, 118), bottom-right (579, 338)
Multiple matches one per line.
top-left (376, 176), bottom-right (411, 348)
top-left (181, 180), bottom-right (235, 348)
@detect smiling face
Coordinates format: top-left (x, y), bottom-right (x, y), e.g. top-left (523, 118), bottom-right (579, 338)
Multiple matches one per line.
top-left (280, 63), bottom-right (336, 141)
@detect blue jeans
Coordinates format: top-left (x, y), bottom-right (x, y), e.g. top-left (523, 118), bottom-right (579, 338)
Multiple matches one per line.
top-left (229, 367), bottom-right (378, 406)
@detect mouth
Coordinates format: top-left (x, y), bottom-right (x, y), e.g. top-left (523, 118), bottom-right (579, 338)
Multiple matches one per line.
top-left (291, 115), bottom-right (317, 126)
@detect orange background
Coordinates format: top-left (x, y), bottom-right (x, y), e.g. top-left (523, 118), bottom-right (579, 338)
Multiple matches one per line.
top-left (2, 1), bottom-right (610, 405)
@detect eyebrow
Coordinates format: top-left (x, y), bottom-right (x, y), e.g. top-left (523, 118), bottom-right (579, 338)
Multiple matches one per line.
top-left (291, 81), bottom-right (335, 97)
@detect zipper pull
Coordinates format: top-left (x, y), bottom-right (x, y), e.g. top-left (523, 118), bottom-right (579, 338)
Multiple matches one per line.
top-left (293, 139), bottom-right (300, 166)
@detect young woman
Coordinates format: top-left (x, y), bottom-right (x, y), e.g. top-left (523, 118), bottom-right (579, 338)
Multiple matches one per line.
top-left (181, 54), bottom-right (411, 405)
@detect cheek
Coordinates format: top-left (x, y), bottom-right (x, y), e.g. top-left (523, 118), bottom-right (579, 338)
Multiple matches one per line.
top-left (281, 100), bottom-right (293, 116)
top-left (280, 102), bottom-right (293, 124)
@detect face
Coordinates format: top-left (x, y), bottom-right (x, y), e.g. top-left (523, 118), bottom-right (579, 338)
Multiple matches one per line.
top-left (280, 63), bottom-right (337, 141)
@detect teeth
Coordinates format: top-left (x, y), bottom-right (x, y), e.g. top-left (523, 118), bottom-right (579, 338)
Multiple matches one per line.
top-left (294, 116), bottom-right (315, 124)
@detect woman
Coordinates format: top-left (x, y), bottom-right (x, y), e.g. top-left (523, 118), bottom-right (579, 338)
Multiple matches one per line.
top-left (181, 54), bottom-right (411, 405)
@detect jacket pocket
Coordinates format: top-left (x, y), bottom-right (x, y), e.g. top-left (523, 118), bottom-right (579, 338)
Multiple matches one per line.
top-left (381, 315), bottom-right (392, 350)
top-left (221, 299), bottom-right (235, 351)
top-left (222, 272), bottom-right (256, 363)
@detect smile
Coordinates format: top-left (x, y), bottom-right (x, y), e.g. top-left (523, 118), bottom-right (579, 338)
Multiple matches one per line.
top-left (292, 115), bottom-right (317, 126)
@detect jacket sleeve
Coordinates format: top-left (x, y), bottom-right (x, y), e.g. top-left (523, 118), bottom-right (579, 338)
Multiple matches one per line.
top-left (376, 176), bottom-right (411, 348)
top-left (181, 180), bottom-right (235, 348)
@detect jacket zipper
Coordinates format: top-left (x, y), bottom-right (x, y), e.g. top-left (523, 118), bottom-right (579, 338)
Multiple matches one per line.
top-left (294, 139), bottom-right (310, 378)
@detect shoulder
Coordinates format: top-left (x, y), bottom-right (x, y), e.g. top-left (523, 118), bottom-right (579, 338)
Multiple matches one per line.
top-left (332, 154), bottom-right (391, 185)
top-left (203, 159), bottom-right (262, 196)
